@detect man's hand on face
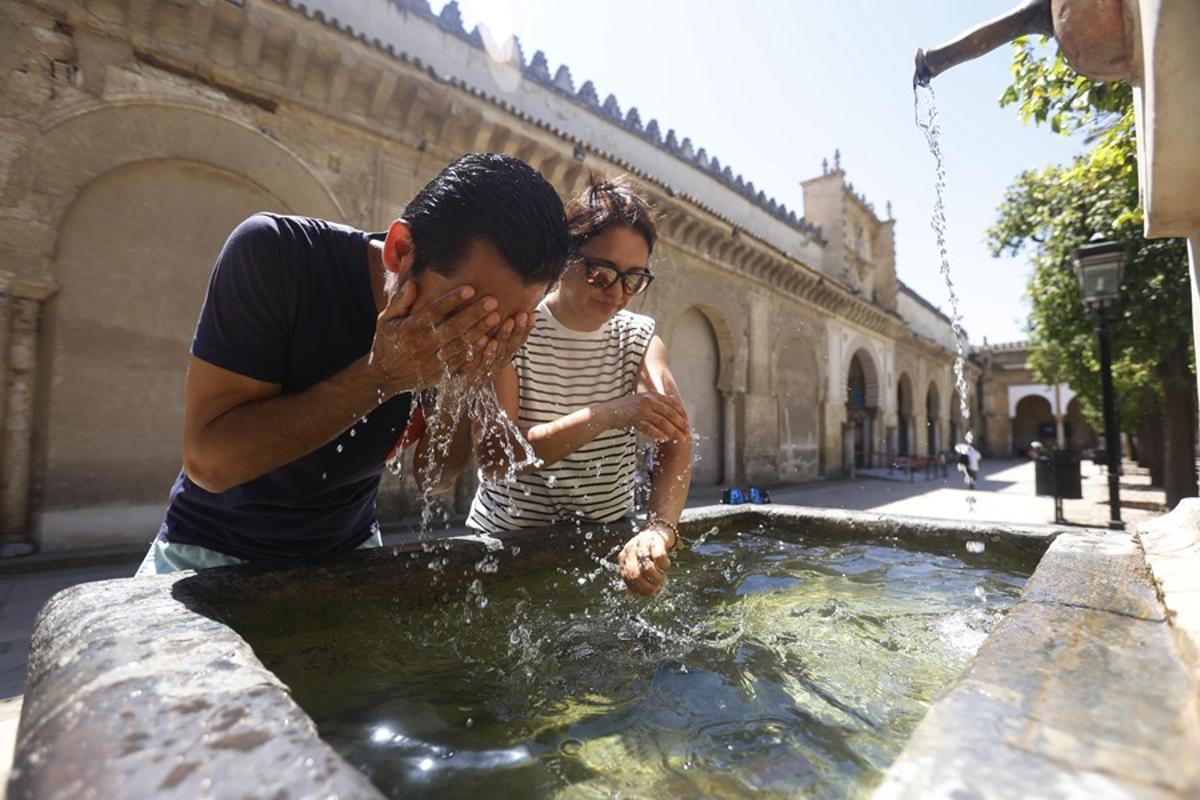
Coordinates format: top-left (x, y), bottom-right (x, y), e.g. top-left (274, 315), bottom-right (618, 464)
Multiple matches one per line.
top-left (455, 310), bottom-right (537, 390)
top-left (369, 280), bottom-right (503, 397)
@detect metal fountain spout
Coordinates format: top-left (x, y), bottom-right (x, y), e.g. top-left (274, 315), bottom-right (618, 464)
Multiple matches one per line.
top-left (914, 0), bottom-right (1053, 87)
top-left (915, 0), bottom-right (1137, 88)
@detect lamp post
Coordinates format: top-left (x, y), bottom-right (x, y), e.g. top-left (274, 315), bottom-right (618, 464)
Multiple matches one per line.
top-left (1072, 236), bottom-right (1126, 530)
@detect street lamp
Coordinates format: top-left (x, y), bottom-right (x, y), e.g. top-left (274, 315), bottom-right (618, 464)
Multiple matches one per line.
top-left (1072, 235), bottom-right (1126, 530)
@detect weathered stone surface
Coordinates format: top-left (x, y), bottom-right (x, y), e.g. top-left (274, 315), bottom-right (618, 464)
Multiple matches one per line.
top-left (8, 574), bottom-right (384, 799)
top-left (1138, 498), bottom-right (1200, 679)
top-left (1021, 530), bottom-right (1165, 621)
top-left (876, 525), bottom-right (1200, 799)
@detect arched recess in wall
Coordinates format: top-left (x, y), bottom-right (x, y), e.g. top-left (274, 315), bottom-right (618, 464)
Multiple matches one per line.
top-left (28, 103), bottom-right (344, 537)
top-left (845, 347), bottom-right (879, 469)
top-left (842, 340), bottom-right (881, 407)
top-left (1013, 395), bottom-right (1055, 457)
top-left (670, 306), bottom-right (728, 486)
top-left (27, 102), bottom-right (344, 235)
top-left (776, 337), bottom-right (821, 481)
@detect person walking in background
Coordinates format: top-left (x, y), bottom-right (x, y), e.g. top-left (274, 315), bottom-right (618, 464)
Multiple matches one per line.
top-left (957, 441), bottom-right (982, 489)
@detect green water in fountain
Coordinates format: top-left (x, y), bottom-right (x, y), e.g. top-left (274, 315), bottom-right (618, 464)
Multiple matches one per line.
top-left (239, 529), bottom-right (1029, 799)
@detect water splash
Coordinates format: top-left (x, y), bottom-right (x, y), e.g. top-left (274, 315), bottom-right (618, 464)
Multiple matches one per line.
top-left (914, 84), bottom-right (974, 454)
top-left (246, 529), bottom-right (1029, 799)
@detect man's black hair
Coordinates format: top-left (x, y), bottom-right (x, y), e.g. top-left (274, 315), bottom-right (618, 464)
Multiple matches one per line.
top-left (404, 153), bottom-right (568, 285)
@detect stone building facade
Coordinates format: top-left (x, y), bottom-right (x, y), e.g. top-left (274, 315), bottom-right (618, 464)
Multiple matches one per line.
top-left (0, 0), bottom-right (980, 553)
top-left (975, 341), bottom-right (1097, 459)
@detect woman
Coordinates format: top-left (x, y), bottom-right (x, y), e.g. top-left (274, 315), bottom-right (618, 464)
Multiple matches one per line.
top-left (468, 172), bottom-right (693, 597)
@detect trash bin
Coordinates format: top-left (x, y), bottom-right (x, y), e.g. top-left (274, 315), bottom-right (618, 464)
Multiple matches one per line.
top-left (1034, 450), bottom-right (1083, 499)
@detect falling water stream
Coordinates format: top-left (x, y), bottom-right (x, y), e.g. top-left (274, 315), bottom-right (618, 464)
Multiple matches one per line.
top-left (914, 83), bottom-right (977, 503)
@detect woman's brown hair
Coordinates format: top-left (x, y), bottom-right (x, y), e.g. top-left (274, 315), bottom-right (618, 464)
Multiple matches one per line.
top-left (565, 171), bottom-right (657, 258)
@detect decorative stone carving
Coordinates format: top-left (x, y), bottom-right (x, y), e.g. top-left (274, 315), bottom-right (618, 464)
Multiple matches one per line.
top-left (576, 79), bottom-right (599, 108)
top-left (601, 93), bottom-right (621, 119)
top-left (644, 118), bottom-right (661, 144)
top-left (552, 64), bottom-right (574, 94)
top-left (624, 106), bottom-right (642, 132)
top-left (527, 50), bottom-right (550, 82)
top-left (436, 1), bottom-right (464, 35)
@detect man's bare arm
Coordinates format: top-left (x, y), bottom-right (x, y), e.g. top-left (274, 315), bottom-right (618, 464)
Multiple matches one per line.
top-left (184, 355), bottom-right (389, 493)
top-left (183, 283), bottom-right (500, 493)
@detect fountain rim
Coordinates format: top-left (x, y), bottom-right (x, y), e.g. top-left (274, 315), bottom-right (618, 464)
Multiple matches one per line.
top-left (11, 505), bottom-right (1159, 799)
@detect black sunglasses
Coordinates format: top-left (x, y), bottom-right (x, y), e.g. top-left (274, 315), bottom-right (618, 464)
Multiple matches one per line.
top-left (576, 257), bottom-right (655, 296)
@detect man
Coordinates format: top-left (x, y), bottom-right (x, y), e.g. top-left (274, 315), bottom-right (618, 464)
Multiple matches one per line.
top-left (136, 154), bottom-right (568, 574)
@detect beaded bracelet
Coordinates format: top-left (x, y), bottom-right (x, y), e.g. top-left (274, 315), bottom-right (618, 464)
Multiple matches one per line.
top-left (647, 516), bottom-right (683, 551)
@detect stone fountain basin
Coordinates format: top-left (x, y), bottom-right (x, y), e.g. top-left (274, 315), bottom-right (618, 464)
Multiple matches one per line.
top-left (7, 505), bottom-right (1198, 799)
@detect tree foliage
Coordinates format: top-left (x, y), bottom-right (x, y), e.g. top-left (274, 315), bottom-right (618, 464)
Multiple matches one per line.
top-left (988, 39), bottom-right (1192, 435)
top-left (998, 36), bottom-right (1131, 136)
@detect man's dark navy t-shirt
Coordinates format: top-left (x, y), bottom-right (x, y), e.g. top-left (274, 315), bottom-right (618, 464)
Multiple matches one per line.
top-left (161, 213), bottom-right (412, 562)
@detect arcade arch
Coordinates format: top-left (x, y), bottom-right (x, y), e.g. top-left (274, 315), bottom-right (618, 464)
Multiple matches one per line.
top-left (845, 348), bottom-right (879, 469)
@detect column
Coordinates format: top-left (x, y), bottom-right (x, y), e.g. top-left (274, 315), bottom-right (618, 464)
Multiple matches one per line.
top-left (722, 390), bottom-right (739, 485)
top-left (1189, 237), bottom-right (1200, 417)
top-left (1, 295), bottom-right (43, 552)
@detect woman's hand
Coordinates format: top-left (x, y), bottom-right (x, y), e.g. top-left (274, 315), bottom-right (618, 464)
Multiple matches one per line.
top-left (618, 527), bottom-right (673, 597)
top-left (601, 391), bottom-right (690, 442)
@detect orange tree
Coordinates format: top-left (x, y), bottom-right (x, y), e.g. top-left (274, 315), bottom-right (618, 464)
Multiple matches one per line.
top-left (988, 38), bottom-right (1196, 506)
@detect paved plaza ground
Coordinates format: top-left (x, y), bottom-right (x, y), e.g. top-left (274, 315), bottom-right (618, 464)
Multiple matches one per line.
top-left (0, 457), bottom-right (1169, 794)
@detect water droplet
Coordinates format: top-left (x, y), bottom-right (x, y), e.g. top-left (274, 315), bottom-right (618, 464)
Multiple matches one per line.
top-left (966, 540), bottom-right (985, 554)
top-left (336, 444), bottom-right (343, 453)
top-left (349, 428), bottom-right (356, 437)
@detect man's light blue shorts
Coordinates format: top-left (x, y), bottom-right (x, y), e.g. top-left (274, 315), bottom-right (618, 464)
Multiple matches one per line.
top-left (134, 529), bottom-right (384, 576)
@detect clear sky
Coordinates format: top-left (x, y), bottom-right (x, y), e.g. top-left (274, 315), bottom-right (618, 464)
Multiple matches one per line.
top-left (445, 0), bottom-right (1084, 345)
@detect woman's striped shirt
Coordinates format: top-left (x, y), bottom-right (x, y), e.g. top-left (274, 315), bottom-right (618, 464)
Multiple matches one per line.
top-left (467, 299), bottom-right (655, 532)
